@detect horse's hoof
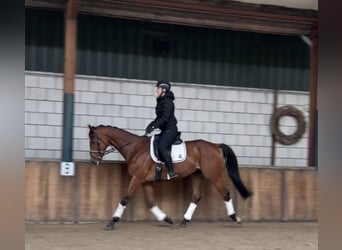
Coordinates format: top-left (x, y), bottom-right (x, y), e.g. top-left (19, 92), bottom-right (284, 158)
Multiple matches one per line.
top-left (179, 219), bottom-right (189, 228)
top-left (104, 222), bottom-right (114, 230)
top-left (229, 214), bottom-right (242, 224)
top-left (164, 216), bottom-right (174, 225)
top-left (236, 216), bottom-right (242, 224)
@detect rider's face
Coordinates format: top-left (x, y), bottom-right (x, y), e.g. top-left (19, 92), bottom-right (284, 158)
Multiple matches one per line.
top-left (156, 87), bottom-right (164, 97)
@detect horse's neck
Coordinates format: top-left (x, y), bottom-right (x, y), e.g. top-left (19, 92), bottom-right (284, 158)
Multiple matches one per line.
top-left (106, 127), bottom-right (140, 157)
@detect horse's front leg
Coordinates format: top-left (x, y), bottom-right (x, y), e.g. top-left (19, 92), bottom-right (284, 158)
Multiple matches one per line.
top-left (104, 176), bottom-right (141, 230)
top-left (143, 183), bottom-right (174, 225)
top-left (180, 171), bottom-right (202, 228)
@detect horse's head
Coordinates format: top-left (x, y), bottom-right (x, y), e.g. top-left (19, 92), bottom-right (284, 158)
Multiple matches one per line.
top-left (88, 125), bottom-right (113, 165)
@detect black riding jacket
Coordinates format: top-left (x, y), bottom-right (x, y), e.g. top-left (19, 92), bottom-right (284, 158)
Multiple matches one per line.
top-left (150, 91), bottom-right (178, 131)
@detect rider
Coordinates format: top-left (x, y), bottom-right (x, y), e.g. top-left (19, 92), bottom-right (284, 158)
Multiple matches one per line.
top-left (145, 80), bottom-right (178, 180)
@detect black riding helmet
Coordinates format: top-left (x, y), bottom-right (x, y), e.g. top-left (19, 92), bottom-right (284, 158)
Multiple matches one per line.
top-left (156, 80), bottom-right (171, 91)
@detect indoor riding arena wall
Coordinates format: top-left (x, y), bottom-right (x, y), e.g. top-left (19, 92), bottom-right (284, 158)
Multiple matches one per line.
top-left (25, 72), bottom-right (316, 223)
top-left (25, 72), bottom-right (310, 167)
top-left (25, 161), bottom-right (317, 222)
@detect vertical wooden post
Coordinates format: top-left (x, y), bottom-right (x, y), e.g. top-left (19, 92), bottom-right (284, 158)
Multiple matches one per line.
top-left (62, 0), bottom-right (78, 163)
top-left (308, 28), bottom-right (318, 167)
top-left (271, 89), bottom-right (278, 166)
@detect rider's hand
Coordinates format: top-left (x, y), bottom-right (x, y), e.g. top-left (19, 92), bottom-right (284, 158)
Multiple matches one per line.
top-left (145, 124), bottom-right (155, 134)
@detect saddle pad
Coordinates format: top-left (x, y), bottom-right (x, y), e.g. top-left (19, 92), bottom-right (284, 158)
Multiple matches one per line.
top-left (150, 135), bottom-right (187, 163)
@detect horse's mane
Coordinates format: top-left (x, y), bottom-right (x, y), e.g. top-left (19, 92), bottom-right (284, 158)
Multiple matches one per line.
top-left (94, 125), bottom-right (141, 137)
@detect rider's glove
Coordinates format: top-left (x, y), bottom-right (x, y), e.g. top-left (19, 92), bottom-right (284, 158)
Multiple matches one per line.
top-left (145, 123), bottom-right (155, 134)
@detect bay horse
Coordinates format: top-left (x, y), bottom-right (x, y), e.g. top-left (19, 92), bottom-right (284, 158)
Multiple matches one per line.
top-left (88, 125), bottom-right (252, 230)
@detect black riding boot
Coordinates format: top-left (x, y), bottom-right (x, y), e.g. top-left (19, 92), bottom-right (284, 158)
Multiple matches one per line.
top-left (163, 151), bottom-right (178, 180)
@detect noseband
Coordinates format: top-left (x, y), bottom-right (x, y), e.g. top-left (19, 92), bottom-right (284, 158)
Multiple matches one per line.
top-left (89, 132), bottom-right (116, 165)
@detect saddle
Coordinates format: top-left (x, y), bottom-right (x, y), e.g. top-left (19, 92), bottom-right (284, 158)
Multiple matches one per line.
top-left (150, 132), bottom-right (187, 164)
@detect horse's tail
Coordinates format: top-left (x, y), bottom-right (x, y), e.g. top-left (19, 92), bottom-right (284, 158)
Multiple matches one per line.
top-left (220, 144), bottom-right (252, 199)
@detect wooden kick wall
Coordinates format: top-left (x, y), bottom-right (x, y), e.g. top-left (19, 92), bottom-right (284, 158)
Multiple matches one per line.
top-left (25, 161), bottom-right (317, 222)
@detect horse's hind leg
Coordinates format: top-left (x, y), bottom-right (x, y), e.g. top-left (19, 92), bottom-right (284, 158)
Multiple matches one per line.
top-left (143, 183), bottom-right (174, 225)
top-left (223, 190), bottom-right (242, 224)
top-left (214, 179), bottom-right (242, 224)
top-left (180, 171), bottom-right (202, 228)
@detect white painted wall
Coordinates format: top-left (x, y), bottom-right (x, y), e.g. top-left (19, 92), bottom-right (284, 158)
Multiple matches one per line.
top-left (25, 71), bottom-right (310, 167)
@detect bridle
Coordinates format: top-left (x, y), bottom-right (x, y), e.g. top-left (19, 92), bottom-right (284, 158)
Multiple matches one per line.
top-left (89, 132), bottom-right (116, 165)
top-left (89, 130), bottom-right (138, 165)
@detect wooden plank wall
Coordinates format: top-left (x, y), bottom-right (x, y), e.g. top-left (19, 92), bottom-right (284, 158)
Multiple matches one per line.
top-left (25, 161), bottom-right (317, 222)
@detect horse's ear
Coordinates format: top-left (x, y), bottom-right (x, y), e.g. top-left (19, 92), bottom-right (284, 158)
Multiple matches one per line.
top-left (88, 124), bottom-right (94, 138)
top-left (88, 124), bottom-right (93, 130)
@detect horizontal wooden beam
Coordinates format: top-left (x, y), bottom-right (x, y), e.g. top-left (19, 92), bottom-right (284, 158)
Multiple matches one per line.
top-left (116, 0), bottom-right (317, 23)
top-left (25, 0), bottom-right (317, 36)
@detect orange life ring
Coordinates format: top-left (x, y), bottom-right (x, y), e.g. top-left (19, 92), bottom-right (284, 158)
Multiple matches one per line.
top-left (270, 105), bottom-right (306, 145)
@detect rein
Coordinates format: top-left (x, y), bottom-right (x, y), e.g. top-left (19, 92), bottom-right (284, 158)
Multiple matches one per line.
top-left (89, 147), bottom-right (116, 156)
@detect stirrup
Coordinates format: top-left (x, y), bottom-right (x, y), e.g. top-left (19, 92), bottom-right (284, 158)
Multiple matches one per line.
top-left (167, 173), bottom-right (178, 180)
